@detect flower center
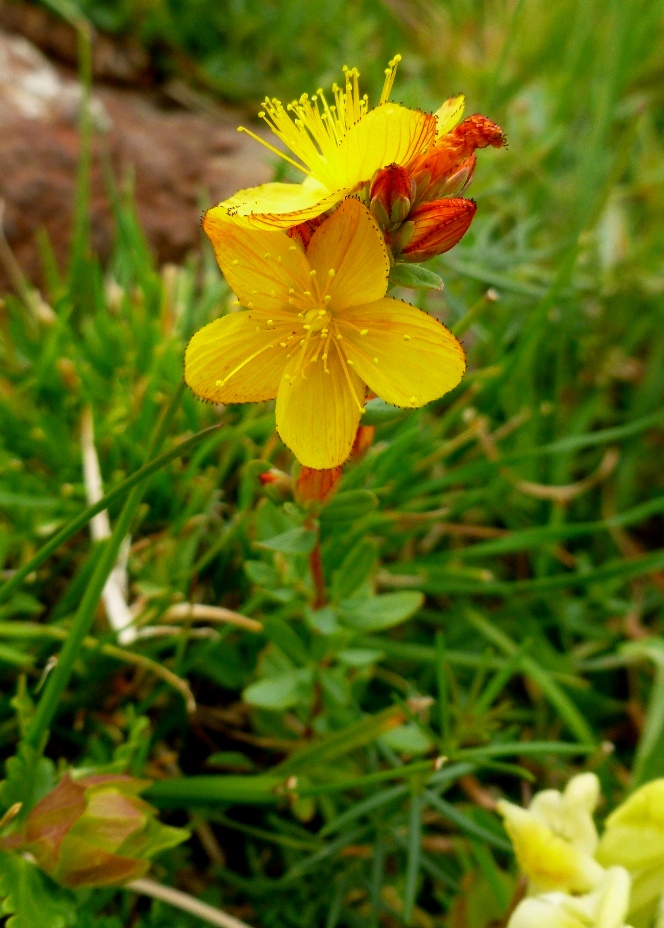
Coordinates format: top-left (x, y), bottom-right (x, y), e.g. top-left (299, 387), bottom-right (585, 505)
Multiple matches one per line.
top-left (302, 307), bottom-right (331, 333)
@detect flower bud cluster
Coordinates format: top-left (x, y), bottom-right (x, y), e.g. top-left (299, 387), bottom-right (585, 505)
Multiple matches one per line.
top-left (369, 113), bottom-right (505, 264)
top-left (497, 775), bottom-right (664, 928)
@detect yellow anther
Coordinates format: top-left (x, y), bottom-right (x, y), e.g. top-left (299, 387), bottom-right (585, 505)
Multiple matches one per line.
top-left (347, 359), bottom-right (355, 365)
top-left (280, 342), bottom-right (287, 347)
top-left (373, 357), bottom-right (379, 364)
top-left (318, 308), bottom-right (326, 316)
top-left (336, 333), bottom-right (343, 339)
top-left (303, 324), bottom-right (311, 330)
top-left (323, 295), bottom-right (332, 303)
top-left (328, 268), bottom-right (335, 277)
top-left (289, 245), bottom-right (297, 251)
top-left (288, 287), bottom-right (295, 293)
top-left (215, 379), bottom-right (224, 387)
top-left (360, 329), bottom-right (368, 335)
top-left (267, 319), bottom-right (273, 325)
top-left (231, 259), bottom-right (239, 266)
top-left (404, 334), bottom-right (411, 340)
top-left (409, 395), bottom-right (417, 403)
top-left (264, 252), bottom-right (271, 259)
top-left (310, 269), bottom-right (317, 277)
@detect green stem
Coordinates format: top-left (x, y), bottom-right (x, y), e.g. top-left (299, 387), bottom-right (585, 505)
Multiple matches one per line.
top-left (22, 383), bottom-right (187, 752)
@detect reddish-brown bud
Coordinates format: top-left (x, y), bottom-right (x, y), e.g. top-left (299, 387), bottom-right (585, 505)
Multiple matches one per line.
top-left (408, 115), bottom-right (505, 204)
top-left (453, 114), bottom-right (506, 151)
top-left (6, 772), bottom-right (187, 889)
top-left (287, 213), bottom-right (326, 249)
top-left (399, 198), bottom-right (477, 263)
top-left (370, 163), bottom-right (414, 228)
top-left (351, 425), bottom-right (375, 460)
top-left (296, 466), bottom-right (343, 505)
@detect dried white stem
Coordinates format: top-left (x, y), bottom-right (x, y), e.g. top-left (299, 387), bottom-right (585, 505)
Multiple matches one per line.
top-left (127, 877), bottom-right (254, 928)
top-left (161, 603), bottom-right (263, 633)
top-left (81, 406), bottom-right (136, 644)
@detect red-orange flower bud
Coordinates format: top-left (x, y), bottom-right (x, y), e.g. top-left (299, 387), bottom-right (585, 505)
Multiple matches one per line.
top-left (296, 465), bottom-right (343, 505)
top-left (351, 425), bottom-right (375, 459)
top-left (399, 198), bottom-right (477, 263)
top-left (370, 163), bottom-right (414, 228)
top-left (408, 115), bottom-right (505, 204)
top-left (287, 213), bottom-right (326, 249)
top-left (5, 772), bottom-right (187, 889)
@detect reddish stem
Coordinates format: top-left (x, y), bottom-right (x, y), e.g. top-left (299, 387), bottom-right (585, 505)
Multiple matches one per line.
top-left (309, 541), bottom-right (326, 608)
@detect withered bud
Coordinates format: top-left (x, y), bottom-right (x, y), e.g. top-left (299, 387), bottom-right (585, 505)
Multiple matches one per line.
top-left (370, 164), bottom-right (414, 229)
top-left (409, 115), bottom-right (505, 205)
top-left (399, 198), bottom-right (477, 263)
top-left (3, 772), bottom-right (187, 889)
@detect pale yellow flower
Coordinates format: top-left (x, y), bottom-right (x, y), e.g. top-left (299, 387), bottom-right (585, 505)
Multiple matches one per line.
top-left (498, 773), bottom-right (604, 893)
top-left (597, 779), bottom-right (664, 921)
top-left (508, 867), bottom-right (634, 928)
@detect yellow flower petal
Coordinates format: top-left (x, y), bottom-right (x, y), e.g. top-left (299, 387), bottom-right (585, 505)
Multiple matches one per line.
top-left (276, 340), bottom-right (364, 469)
top-left (306, 199), bottom-right (389, 310)
top-left (597, 779), bottom-right (664, 872)
top-left (332, 103), bottom-right (437, 190)
top-left (185, 309), bottom-right (289, 404)
top-left (202, 212), bottom-right (311, 312)
top-left (207, 182), bottom-right (351, 230)
top-left (338, 298), bottom-right (465, 408)
top-left (497, 801), bottom-right (604, 894)
top-left (434, 94), bottom-right (465, 138)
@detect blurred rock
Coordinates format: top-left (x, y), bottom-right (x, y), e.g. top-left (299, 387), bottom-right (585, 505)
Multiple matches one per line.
top-left (0, 24), bottom-right (273, 294)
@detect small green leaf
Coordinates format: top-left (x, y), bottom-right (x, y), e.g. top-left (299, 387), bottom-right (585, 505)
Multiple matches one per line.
top-left (330, 538), bottom-right (377, 602)
top-left (205, 751), bottom-right (258, 772)
top-left (362, 398), bottom-right (406, 426)
top-left (337, 648), bottom-right (384, 667)
top-left (244, 560), bottom-right (280, 588)
top-left (255, 527), bottom-right (317, 555)
top-left (320, 491), bottom-right (378, 526)
top-left (381, 723), bottom-right (432, 755)
top-left (339, 592), bottom-right (424, 631)
top-left (388, 263), bottom-right (444, 291)
top-left (1, 745), bottom-right (55, 824)
top-left (243, 668), bottom-right (314, 710)
top-left (0, 851), bottom-right (76, 928)
top-left (263, 617), bottom-right (309, 665)
top-left (304, 606), bottom-right (341, 635)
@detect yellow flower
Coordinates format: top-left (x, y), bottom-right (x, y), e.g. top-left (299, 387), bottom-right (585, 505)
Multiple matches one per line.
top-left (507, 867), bottom-right (634, 928)
top-left (597, 779), bottom-right (664, 922)
top-left (207, 57), bottom-right (465, 231)
top-left (498, 773), bottom-right (604, 893)
top-left (186, 199), bottom-right (465, 469)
